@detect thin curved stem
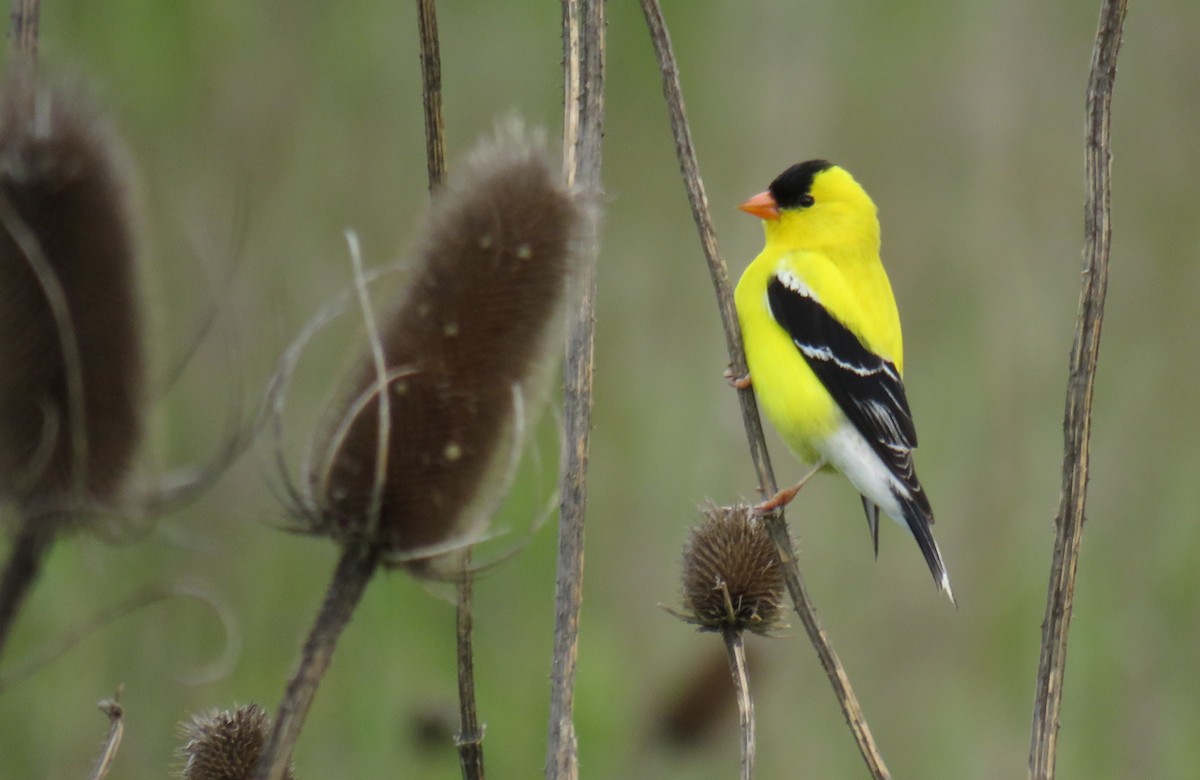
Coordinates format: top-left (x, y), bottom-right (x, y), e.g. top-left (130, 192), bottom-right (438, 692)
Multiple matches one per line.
top-left (1028, 0), bottom-right (1127, 777)
top-left (637, 1), bottom-right (889, 776)
top-left (723, 630), bottom-right (755, 780)
top-left (253, 545), bottom-right (380, 780)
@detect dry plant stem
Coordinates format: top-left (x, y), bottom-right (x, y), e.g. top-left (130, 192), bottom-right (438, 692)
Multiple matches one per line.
top-left (546, 1), bottom-right (604, 778)
top-left (415, 14), bottom-right (484, 774)
top-left (253, 544), bottom-right (381, 780)
top-left (0, 519), bottom-right (53, 663)
top-left (455, 554), bottom-right (485, 780)
top-left (415, 8), bottom-right (481, 774)
top-left (723, 630), bottom-right (755, 780)
top-left (416, 0), bottom-right (446, 192)
top-left (1028, 1), bottom-right (1127, 777)
top-left (86, 697), bottom-right (124, 780)
top-left (637, 1), bottom-right (890, 777)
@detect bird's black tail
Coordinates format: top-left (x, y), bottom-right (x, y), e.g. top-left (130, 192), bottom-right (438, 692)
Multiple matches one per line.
top-left (895, 489), bottom-right (955, 605)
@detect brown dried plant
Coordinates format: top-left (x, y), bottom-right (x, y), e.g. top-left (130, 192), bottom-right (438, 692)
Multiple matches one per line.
top-left (253, 124), bottom-right (583, 780)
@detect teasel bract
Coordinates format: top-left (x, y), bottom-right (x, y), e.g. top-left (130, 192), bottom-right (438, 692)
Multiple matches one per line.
top-left (180, 704), bottom-right (295, 780)
top-left (0, 81), bottom-right (145, 658)
top-left (676, 504), bottom-right (787, 779)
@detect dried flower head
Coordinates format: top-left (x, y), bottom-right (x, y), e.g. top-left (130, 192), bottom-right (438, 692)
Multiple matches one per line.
top-left (308, 125), bottom-right (580, 570)
top-left (180, 704), bottom-right (294, 780)
top-left (680, 504), bottom-right (787, 636)
top-left (0, 82), bottom-right (144, 519)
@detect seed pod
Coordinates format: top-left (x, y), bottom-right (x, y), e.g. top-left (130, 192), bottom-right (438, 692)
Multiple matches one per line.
top-left (180, 704), bottom-right (295, 780)
top-left (309, 126), bottom-right (580, 568)
top-left (681, 504), bottom-right (787, 636)
top-left (0, 83), bottom-right (144, 519)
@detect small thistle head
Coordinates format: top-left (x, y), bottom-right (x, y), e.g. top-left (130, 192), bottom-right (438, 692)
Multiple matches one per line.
top-left (307, 123), bottom-right (581, 571)
top-left (179, 704), bottom-right (294, 780)
top-left (0, 81), bottom-right (144, 521)
top-left (680, 504), bottom-right (787, 636)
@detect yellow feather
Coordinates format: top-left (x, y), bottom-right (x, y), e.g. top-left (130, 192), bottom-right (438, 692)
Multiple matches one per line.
top-left (735, 162), bottom-right (953, 600)
top-left (734, 164), bottom-right (903, 462)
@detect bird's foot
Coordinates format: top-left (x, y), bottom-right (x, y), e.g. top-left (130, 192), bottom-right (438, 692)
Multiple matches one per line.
top-left (752, 484), bottom-right (802, 515)
top-left (724, 366), bottom-right (752, 390)
top-left (751, 465), bottom-right (821, 515)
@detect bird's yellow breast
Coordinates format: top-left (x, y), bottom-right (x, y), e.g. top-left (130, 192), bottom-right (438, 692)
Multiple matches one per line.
top-left (735, 251), bottom-right (836, 464)
top-left (734, 241), bottom-right (904, 465)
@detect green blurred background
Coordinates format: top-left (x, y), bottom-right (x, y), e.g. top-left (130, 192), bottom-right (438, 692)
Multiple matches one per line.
top-left (2, 0), bottom-right (1198, 777)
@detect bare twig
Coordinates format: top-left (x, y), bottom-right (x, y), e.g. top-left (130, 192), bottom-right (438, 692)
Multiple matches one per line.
top-left (455, 556), bottom-right (485, 780)
top-left (1028, 1), bottom-right (1127, 777)
top-left (415, 0), bottom-right (446, 192)
top-left (86, 693), bottom-right (125, 780)
top-left (637, 1), bottom-right (890, 776)
top-left (414, 9), bottom-right (484, 775)
top-left (253, 545), bottom-right (380, 780)
top-left (546, 1), bottom-right (604, 778)
top-left (723, 630), bottom-right (755, 780)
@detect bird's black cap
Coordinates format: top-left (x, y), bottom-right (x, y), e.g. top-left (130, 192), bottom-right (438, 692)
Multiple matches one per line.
top-left (768, 159), bottom-right (833, 209)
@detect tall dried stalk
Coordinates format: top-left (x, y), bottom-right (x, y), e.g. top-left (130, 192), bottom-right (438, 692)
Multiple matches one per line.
top-left (638, 1), bottom-right (890, 776)
top-left (546, 1), bottom-right (604, 778)
top-left (412, 6), bottom-right (485, 776)
top-left (1028, 0), bottom-right (1128, 777)
top-left (415, 0), bottom-right (446, 193)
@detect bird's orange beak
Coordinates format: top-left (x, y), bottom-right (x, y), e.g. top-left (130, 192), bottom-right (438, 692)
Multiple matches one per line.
top-left (738, 190), bottom-right (780, 221)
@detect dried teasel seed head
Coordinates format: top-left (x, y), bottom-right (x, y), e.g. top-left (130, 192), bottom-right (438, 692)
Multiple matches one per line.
top-left (309, 123), bottom-right (582, 570)
top-left (0, 82), bottom-right (144, 520)
top-left (681, 504), bottom-right (787, 636)
top-left (179, 704), bottom-right (294, 780)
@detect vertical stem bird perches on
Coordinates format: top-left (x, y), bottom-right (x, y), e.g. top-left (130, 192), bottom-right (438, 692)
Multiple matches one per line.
top-left (1028, 1), bottom-right (1127, 778)
top-left (637, 1), bottom-right (890, 777)
top-left (546, 1), bottom-right (604, 778)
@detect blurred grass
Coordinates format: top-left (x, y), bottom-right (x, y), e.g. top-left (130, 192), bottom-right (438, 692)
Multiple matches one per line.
top-left (2, 0), bottom-right (1198, 777)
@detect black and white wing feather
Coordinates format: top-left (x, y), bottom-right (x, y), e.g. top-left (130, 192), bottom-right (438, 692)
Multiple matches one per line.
top-left (766, 274), bottom-right (922, 498)
top-left (766, 272), bottom-right (950, 596)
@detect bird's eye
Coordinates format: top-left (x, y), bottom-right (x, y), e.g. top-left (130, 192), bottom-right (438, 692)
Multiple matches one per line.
top-left (799, 195), bottom-right (815, 207)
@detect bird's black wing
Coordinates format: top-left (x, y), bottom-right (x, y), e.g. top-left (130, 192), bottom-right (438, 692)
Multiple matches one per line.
top-left (765, 274), bottom-right (925, 502)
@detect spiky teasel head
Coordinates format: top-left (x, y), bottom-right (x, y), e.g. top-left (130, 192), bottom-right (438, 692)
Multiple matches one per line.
top-left (0, 81), bottom-right (144, 523)
top-left (179, 704), bottom-right (295, 780)
top-left (680, 504), bottom-right (787, 636)
top-left (308, 123), bottom-right (582, 572)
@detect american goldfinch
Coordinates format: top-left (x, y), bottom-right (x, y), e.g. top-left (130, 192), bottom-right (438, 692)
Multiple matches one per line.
top-left (733, 160), bottom-right (953, 601)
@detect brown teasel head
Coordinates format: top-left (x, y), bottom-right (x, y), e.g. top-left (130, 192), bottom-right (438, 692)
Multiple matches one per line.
top-left (179, 704), bottom-right (295, 780)
top-left (309, 125), bottom-right (582, 569)
top-left (680, 504), bottom-right (787, 636)
top-left (0, 83), bottom-right (144, 521)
